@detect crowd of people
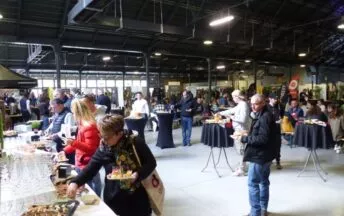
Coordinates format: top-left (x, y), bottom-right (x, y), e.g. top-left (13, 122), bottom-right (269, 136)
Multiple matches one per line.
top-left (3, 86), bottom-right (344, 216)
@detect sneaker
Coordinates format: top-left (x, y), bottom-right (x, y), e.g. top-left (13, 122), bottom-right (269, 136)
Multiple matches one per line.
top-left (232, 168), bottom-right (247, 177)
top-left (334, 144), bottom-right (340, 151)
top-left (276, 163), bottom-right (283, 170)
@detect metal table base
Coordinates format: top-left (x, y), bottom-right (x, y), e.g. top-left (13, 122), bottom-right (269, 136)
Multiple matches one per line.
top-left (297, 149), bottom-right (328, 182)
top-left (201, 147), bottom-right (234, 178)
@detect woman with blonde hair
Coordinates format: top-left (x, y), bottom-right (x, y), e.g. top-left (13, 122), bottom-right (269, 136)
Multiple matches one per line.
top-left (59, 99), bottom-right (102, 196)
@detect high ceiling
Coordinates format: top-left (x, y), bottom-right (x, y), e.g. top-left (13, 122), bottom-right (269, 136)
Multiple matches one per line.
top-left (0, 0), bottom-right (344, 80)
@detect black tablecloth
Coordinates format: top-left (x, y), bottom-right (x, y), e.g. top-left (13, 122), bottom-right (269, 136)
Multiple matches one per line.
top-left (293, 124), bottom-right (334, 149)
top-left (201, 124), bottom-right (234, 148)
top-left (111, 108), bottom-right (124, 116)
top-left (125, 118), bottom-right (146, 140)
top-left (156, 113), bottom-right (175, 149)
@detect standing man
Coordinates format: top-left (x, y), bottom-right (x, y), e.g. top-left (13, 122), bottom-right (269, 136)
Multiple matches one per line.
top-left (268, 93), bottom-right (283, 170)
top-left (18, 92), bottom-right (31, 122)
top-left (45, 98), bottom-right (75, 164)
top-left (219, 89), bottom-right (251, 176)
top-left (54, 89), bottom-right (72, 111)
top-left (233, 94), bottom-right (277, 216)
top-left (132, 92), bottom-right (150, 119)
top-left (96, 89), bottom-right (111, 114)
top-left (174, 90), bottom-right (196, 146)
top-left (219, 92), bottom-right (229, 106)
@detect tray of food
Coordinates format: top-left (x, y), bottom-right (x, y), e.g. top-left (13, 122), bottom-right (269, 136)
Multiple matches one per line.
top-left (31, 140), bottom-right (48, 150)
top-left (4, 130), bottom-right (18, 137)
top-left (21, 200), bottom-right (79, 216)
top-left (55, 154), bottom-right (69, 163)
top-left (107, 168), bottom-right (135, 181)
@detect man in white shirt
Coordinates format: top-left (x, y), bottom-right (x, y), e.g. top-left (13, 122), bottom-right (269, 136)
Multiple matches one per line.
top-left (219, 89), bottom-right (251, 176)
top-left (132, 92), bottom-right (149, 119)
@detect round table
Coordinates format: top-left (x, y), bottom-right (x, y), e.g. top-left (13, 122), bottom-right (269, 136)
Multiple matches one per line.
top-left (201, 124), bottom-right (234, 147)
top-left (293, 123), bottom-right (334, 182)
top-left (156, 113), bottom-right (175, 149)
top-left (293, 124), bottom-right (333, 149)
top-left (125, 118), bottom-right (147, 141)
top-left (200, 123), bottom-right (234, 177)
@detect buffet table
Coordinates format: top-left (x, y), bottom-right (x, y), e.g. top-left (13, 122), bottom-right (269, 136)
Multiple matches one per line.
top-left (293, 123), bottom-right (334, 182)
top-left (200, 123), bottom-right (234, 177)
top-left (156, 113), bottom-right (175, 149)
top-left (1, 135), bottom-right (116, 216)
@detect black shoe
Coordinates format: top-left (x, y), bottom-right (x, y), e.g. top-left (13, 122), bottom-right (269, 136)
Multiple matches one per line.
top-left (276, 163), bottom-right (283, 170)
top-left (187, 143), bottom-right (192, 146)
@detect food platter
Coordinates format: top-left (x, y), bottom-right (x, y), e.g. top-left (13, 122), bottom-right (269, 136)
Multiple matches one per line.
top-left (106, 169), bottom-right (135, 181)
top-left (4, 130), bottom-right (18, 137)
top-left (21, 200), bottom-right (79, 216)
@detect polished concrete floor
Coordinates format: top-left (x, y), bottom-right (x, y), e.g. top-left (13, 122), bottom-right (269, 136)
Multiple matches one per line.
top-left (143, 126), bottom-right (344, 216)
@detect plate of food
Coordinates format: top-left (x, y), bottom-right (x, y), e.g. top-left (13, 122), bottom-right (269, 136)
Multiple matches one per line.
top-left (21, 200), bottom-right (79, 216)
top-left (4, 130), bottom-right (18, 137)
top-left (31, 140), bottom-right (48, 150)
top-left (107, 168), bottom-right (135, 181)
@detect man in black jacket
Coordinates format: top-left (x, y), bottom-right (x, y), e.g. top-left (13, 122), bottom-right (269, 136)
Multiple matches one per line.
top-left (234, 94), bottom-right (277, 216)
top-left (174, 90), bottom-right (196, 146)
top-left (96, 90), bottom-right (111, 114)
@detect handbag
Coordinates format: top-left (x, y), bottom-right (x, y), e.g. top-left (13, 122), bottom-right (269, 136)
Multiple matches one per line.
top-left (281, 116), bottom-right (294, 133)
top-left (132, 143), bottom-right (165, 216)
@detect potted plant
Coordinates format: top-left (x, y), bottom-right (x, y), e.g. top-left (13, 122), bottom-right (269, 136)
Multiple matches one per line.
top-left (31, 120), bottom-right (41, 133)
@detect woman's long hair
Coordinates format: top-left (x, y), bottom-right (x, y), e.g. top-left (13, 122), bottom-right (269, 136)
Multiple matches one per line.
top-left (328, 104), bottom-right (342, 119)
top-left (306, 101), bottom-right (322, 116)
top-left (71, 99), bottom-right (96, 125)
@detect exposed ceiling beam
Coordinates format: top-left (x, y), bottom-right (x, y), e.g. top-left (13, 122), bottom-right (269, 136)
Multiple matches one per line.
top-left (58, 0), bottom-right (71, 39)
top-left (135, 0), bottom-right (150, 20)
top-left (165, 0), bottom-right (183, 24)
top-left (16, 0), bottom-right (22, 39)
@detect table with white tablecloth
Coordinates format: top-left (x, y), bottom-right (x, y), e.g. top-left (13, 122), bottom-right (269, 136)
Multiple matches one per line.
top-left (1, 135), bottom-right (116, 216)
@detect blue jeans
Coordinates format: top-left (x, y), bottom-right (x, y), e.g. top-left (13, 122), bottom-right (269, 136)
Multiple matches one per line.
top-left (248, 162), bottom-right (271, 216)
top-left (181, 116), bottom-right (193, 145)
top-left (76, 167), bottom-right (102, 197)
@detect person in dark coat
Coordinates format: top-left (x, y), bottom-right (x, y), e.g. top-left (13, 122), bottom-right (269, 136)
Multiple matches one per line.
top-left (233, 94), bottom-right (277, 216)
top-left (67, 115), bottom-right (156, 216)
top-left (18, 92), bottom-right (31, 122)
top-left (96, 90), bottom-right (111, 114)
top-left (268, 93), bottom-right (282, 170)
top-left (174, 90), bottom-right (196, 146)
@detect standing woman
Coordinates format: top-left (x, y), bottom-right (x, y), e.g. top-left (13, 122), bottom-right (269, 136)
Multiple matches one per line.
top-left (67, 115), bottom-right (156, 216)
top-left (60, 99), bottom-right (102, 196)
top-left (327, 104), bottom-right (344, 153)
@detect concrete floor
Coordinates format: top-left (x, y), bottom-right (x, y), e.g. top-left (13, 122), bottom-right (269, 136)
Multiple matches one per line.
top-left (144, 126), bottom-right (344, 216)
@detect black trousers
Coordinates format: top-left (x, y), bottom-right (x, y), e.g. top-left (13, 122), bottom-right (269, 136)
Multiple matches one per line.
top-left (105, 186), bottom-right (152, 216)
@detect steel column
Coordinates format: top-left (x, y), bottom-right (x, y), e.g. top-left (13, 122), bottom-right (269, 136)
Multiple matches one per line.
top-left (207, 58), bottom-right (211, 103)
top-left (145, 53), bottom-right (150, 102)
top-left (53, 45), bottom-right (61, 88)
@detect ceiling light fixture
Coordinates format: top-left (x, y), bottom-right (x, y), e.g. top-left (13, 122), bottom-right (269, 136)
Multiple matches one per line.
top-left (209, 15), bottom-right (234, 27)
top-left (300, 64), bottom-right (306, 68)
top-left (245, 59), bottom-right (251, 63)
top-left (0, 13), bottom-right (3, 20)
top-left (298, 53), bottom-right (307, 57)
top-left (240, 70), bottom-right (245, 73)
top-left (338, 24), bottom-right (344, 29)
top-left (154, 52), bottom-right (162, 56)
top-left (102, 56), bottom-right (111, 61)
top-left (216, 65), bottom-right (225, 69)
top-left (203, 40), bottom-right (213, 45)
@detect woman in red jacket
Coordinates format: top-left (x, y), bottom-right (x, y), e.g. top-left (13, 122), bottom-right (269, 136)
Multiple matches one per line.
top-left (61, 99), bottom-right (102, 196)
